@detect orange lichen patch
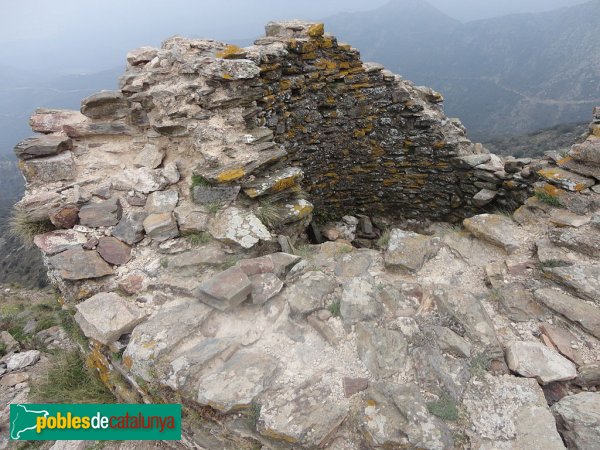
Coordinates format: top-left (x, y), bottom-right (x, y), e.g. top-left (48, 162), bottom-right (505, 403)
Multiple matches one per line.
top-left (87, 341), bottom-right (111, 386)
top-left (272, 177), bottom-right (299, 192)
top-left (557, 155), bottom-right (573, 165)
top-left (216, 168), bottom-right (245, 183)
top-left (541, 183), bottom-right (565, 198)
top-left (75, 288), bottom-right (93, 301)
top-left (279, 79), bottom-right (292, 90)
top-left (245, 188), bottom-right (258, 198)
top-left (260, 63), bottom-right (281, 73)
top-left (122, 354), bottom-right (133, 371)
top-left (538, 168), bottom-right (590, 191)
top-left (292, 202), bottom-right (314, 218)
top-left (215, 44), bottom-right (245, 59)
top-left (221, 73), bottom-right (233, 80)
top-left (433, 140), bottom-right (446, 149)
top-left (403, 140), bottom-right (413, 149)
top-left (308, 23), bottom-right (325, 37)
top-left (319, 36), bottom-right (335, 49)
top-left (314, 59), bottom-right (338, 71)
top-left (349, 83), bottom-right (371, 90)
top-left (259, 427), bottom-right (299, 444)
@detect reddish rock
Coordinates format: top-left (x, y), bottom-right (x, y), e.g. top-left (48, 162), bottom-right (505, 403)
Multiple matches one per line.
top-left (542, 382), bottom-right (569, 405)
top-left (540, 324), bottom-right (584, 366)
top-left (97, 237), bottom-right (132, 265)
top-left (49, 204), bottom-right (79, 229)
top-left (47, 247), bottom-right (113, 280)
top-left (83, 236), bottom-right (99, 250)
top-left (119, 273), bottom-right (147, 295)
top-left (343, 377), bottom-right (368, 397)
top-left (33, 230), bottom-right (87, 255)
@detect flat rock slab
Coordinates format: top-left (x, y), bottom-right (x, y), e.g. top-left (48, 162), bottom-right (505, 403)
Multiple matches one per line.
top-left (208, 207), bottom-right (271, 249)
top-left (243, 166), bottom-right (303, 198)
top-left (14, 135), bottom-right (72, 160)
top-left (112, 211), bottom-right (147, 245)
top-left (356, 323), bottom-right (408, 379)
top-left (548, 227), bottom-right (600, 257)
top-left (497, 283), bottom-right (546, 322)
top-left (192, 185), bottom-right (240, 205)
top-left (384, 229), bottom-right (439, 271)
top-left (548, 209), bottom-right (591, 228)
top-left (287, 271), bottom-right (337, 316)
top-left (29, 108), bottom-right (86, 134)
top-left (79, 198), bottom-right (122, 227)
top-left (340, 277), bottom-right (382, 324)
top-left (552, 392), bottom-right (600, 449)
top-left (48, 247), bottom-right (113, 280)
top-left (505, 341), bottom-right (577, 385)
top-left (168, 246), bottom-right (226, 268)
top-left (543, 264), bottom-right (600, 304)
top-left (534, 288), bottom-right (600, 339)
top-left (145, 190), bottom-right (179, 213)
top-left (195, 266), bottom-right (252, 311)
top-left (196, 351), bottom-right (278, 413)
top-left (21, 151), bottom-right (75, 184)
top-left (540, 324), bottom-right (583, 366)
top-left (536, 238), bottom-right (576, 267)
top-left (334, 251), bottom-right (373, 277)
top-left (463, 375), bottom-right (565, 449)
top-left (432, 326), bottom-right (471, 358)
top-left (97, 237), bottom-right (131, 265)
top-left (75, 292), bottom-right (145, 345)
top-left (463, 214), bottom-right (520, 254)
top-left (143, 212), bottom-right (179, 241)
top-left (249, 273), bottom-right (283, 304)
top-left (568, 136), bottom-right (600, 164)
top-left (33, 230), bottom-right (87, 255)
top-left (343, 377), bottom-right (369, 397)
top-left (6, 350), bottom-right (41, 371)
top-left (472, 188), bottom-right (497, 207)
top-left (81, 90), bottom-right (128, 119)
top-left (537, 167), bottom-right (595, 191)
top-left (134, 143), bottom-right (164, 169)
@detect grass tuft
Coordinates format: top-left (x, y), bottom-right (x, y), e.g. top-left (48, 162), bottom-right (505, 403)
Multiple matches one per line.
top-left (184, 231), bottom-right (212, 246)
top-left (537, 259), bottom-right (566, 269)
top-left (255, 199), bottom-right (283, 228)
top-left (205, 202), bottom-right (222, 214)
top-left (30, 350), bottom-right (114, 403)
top-left (376, 230), bottom-right (391, 249)
top-left (191, 175), bottom-right (211, 188)
top-left (535, 191), bottom-right (560, 207)
top-left (9, 210), bottom-right (55, 248)
top-left (328, 300), bottom-right (341, 317)
top-left (245, 403), bottom-right (262, 431)
top-left (470, 353), bottom-right (491, 379)
top-left (294, 244), bottom-right (313, 259)
top-left (426, 395), bottom-right (459, 421)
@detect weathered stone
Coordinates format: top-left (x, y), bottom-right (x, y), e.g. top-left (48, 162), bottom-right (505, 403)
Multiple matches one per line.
top-left (548, 227), bottom-right (600, 257)
top-left (569, 136), bottom-right (600, 164)
top-left (113, 164), bottom-right (179, 194)
top-left (306, 314), bottom-right (339, 346)
top-left (356, 323), bottom-right (408, 379)
top-left (118, 272), bottom-right (148, 295)
top-left (286, 271), bottom-right (337, 316)
top-left (538, 167), bottom-right (595, 191)
top-left (463, 214), bottom-right (520, 253)
top-left (472, 188), bottom-right (497, 207)
top-left (549, 210), bottom-right (591, 229)
top-left (432, 326), bottom-right (471, 357)
top-left (249, 273), bottom-right (283, 304)
top-left (33, 230), bottom-right (87, 255)
top-left (143, 213), bottom-right (179, 241)
top-left (127, 46), bottom-right (158, 66)
top-left (48, 204), bottom-right (79, 229)
top-left (96, 237), bottom-right (132, 265)
top-left (79, 198), bottom-right (122, 227)
top-left (145, 190), bottom-right (179, 213)
top-left (534, 288), bottom-right (600, 339)
top-left (268, 252), bottom-right (301, 275)
top-left (552, 392), bottom-right (600, 449)
top-left (558, 156), bottom-right (600, 180)
top-left (497, 283), bottom-right (545, 322)
top-left (342, 377), bottom-right (368, 397)
top-left (340, 277), bottom-right (382, 324)
top-left (334, 251), bottom-right (373, 277)
top-left (208, 207), bottom-right (271, 249)
top-left (63, 121), bottom-right (135, 138)
top-left (168, 246), bottom-right (226, 268)
top-left (74, 292), bottom-right (145, 345)
top-left (540, 324), bottom-right (583, 366)
top-left (29, 108), bottom-right (86, 134)
top-left (133, 143), bottom-right (164, 169)
top-left (195, 266), bottom-right (252, 311)
top-left (536, 238), bottom-right (576, 266)
top-left (48, 247), bottom-right (113, 280)
top-left (81, 91), bottom-right (128, 119)
top-left (574, 364), bottom-right (600, 387)
top-left (384, 229), bottom-right (439, 271)
top-left (6, 350), bottom-right (40, 371)
top-left (112, 211), bottom-right (147, 245)
top-left (191, 185), bottom-right (240, 205)
top-left (82, 236), bottom-right (99, 250)
top-left (0, 331), bottom-right (19, 353)
top-left (505, 341), bottom-right (577, 384)
top-left (361, 382), bottom-right (454, 449)
top-left (457, 154), bottom-right (491, 168)
top-left (236, 255), bottom-right (275, 276)
top-left (125, 192), bottom-right (147, 207)
top-left (277, 199), bottom-right (314, 224)
top-left (543, 265), bottom-right (600, 304)
top-left (173, 205), bottom-right (208, 233)
top-left (0, 372), bottom-right (29, 387)
top-left (20, 151), bottom-right (75, 183)
top-left (243, 167), bottom-right (303, 197)
top-left (197, 351), bottom-right (278, 413)
top-left (14, 135), bottom-right (72, 160)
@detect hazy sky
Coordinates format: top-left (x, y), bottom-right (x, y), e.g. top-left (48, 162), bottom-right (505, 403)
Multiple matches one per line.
top-left (0, 0), bottom-right (590, 74)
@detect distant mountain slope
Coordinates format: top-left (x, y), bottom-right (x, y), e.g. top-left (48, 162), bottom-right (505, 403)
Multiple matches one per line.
top-left (327, 0), bottom-right (600, 141)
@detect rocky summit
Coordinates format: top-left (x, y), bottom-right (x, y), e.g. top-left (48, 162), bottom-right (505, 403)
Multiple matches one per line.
top-left (9, 20), bottom-right (600, 449)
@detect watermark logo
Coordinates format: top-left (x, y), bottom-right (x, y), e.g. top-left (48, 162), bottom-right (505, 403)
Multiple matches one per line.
top-left (10, 404), bottom-right (181, 440)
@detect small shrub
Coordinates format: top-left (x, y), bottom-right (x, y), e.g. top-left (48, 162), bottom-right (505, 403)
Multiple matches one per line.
top-left (30, 350), bottom-right (114, 403)
top-left (191, 175), bottom-right (211, 189)
top-left (0, 342), bottom-right (6, 357)
top-left (255, 199), bottom-right (283, 228)
top-left (426, 395), bottom-right (459, 421)
top-left (58, 309), bottom-right (87, 346)
top-left (160, 258), bottom-right (169, 269)
top-left (376, 230), bottom-right (391, 249)
top-left (538, 259), bottom-right (565, 269)
top-left (184, 231), bottom-right (211, 246)
top-left (470, 353), bottom-right (491, 379)
top-left (535, 191), bottom-right (560, 207)
top-left (328, 300), bottom-right (341, 317)
top-left (205, 202), bottom-right (222, 214)
top-left (9, 210), bottom-right (54, 248)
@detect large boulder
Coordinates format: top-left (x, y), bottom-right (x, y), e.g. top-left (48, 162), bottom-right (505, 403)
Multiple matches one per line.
top-left (463, 214), bottom-right (520, 253)
top-left (384, 229), bottom-right (439, 271)
top-left (505, 341), bottom-right (577, 385)
top-left (552, 392), bottom-right (600, 449)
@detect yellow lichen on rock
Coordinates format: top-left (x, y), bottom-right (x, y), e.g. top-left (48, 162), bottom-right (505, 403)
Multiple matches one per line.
top-left (308, 23), bottom-right (325, 38)
top-left (216, 168), bottom-right (245, 183)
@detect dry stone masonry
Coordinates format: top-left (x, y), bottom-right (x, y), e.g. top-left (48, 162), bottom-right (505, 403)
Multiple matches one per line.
top-left (11, 20), bottom-right (600, 449)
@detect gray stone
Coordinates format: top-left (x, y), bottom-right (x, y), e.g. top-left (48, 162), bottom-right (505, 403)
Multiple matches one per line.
top-left (432, 326), bottom-right (471, 357)
top-left (457, 154), bottom-right (491, 168)
top-left (127, 46), bottom-right (158, 66)
top-left (33, 230), bottom-right (87, 255)
top-left (81, 91), bottom-right (128, 119)
top-left (356, 323), bottom-right (408, 379)
top-left (168, 246), bottom-right (226, 269)
top-left (334, 251), bottom-right (373, 277)
top-left (208, 207), bottom-right (272, 249)
top-left (412, 345), bottom-right (470, 401)
top-left (286, 271), bottom-right (337, 316)
top-left (242, 167), bottom-right (303, 198)
top-left (0, 331), bottom-right (19, 353)
top-left (342, 377), bottom-right (369, 397)
top-left (534, 288), bottom-right (600, 339)
top-left (173, 205), bottom-right (208, 233)
top-left (75, 292), bottom-right (145, 345)
top-left (497, 283), bottom-right (546, 322)
top-left (552, 392), bottom-right (600, 449)
top-left (558, 157), bottom-right (600, 180)
top-left (195, 266), bottom-right (252, 311)
top-left (569, 136), bottom-right (600, 164)
top-left (48, 247), bottom-right (113, 280)
top-left (249, 273), bottom-right (283, 304)
top-left (340, 277), bottom-right (382, 324)
top-left (29, 108), bottom-right (86, 134)
top-left (6, 350), bottom-right (40, 371)
top-left (197, 351), bottom-right (278, 413)
top-left (192, 185), bottom-right (240, 205)
top-left (145, 190), bottom-right (179, 213)
top-left (463, 214), bottom-right (520, 253)
top-left (268, 252), bottom-right (301, 276)
top-left (14, 135), bottom-right (72, 160)
top-left (0, 372), bottom-right (29, 387)
top-left (538, 167), bottom-right (595, 191)
top-left (472, 188), bottom-right (497, 207)
top-left (96, 236), bottom-right (132, 265)
top-left (536, 238), bottom-right (576, 267)
top-left (113, 164), bottom-right (180, 194)
top-left (574, 364), bottom-right (600, 387)
top-left (384, 229), bottom-right (439, 271)
top-left (548, 227), bottom-right (600, 257)
top-left (236, 255), bottom-right (275, 275)
top-left (20, 151), bottom-right (75, 183)
top-left (112, 211), bottom-right (147, 245)
top-left (543, 264), bottom-right (600, 304)
top-left (505, 341), bottom-right (577, 385)
top-left (143, 213), bottom-right (179, 241)
top-left (134, 143), bottom-right (164, 169)
top-left (79, 198), bottom-right (122, 227)
top-left (307, 314), bottom-right (339, 346)
top-left (540, 324), bottom-right (583, 366)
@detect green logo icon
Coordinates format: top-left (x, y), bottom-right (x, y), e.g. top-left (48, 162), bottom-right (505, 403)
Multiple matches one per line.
top-left (10, 404), bottom-right (181, 440)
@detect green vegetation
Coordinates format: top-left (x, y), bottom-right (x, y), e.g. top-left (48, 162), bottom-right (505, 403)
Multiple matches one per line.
top-left (8, 210), bottom-right (54, 248)
top-left (537, 259), bottom-right (566, 269)
top-left (535, 191), bottom-right (560, 207)
top-left (191, 174), bottom-right (211, 189)
top-left (426, 395), bottom-right (459, 421)
top-left (328, 300), bottom-right (341, 317)
top-left (160, 258), bottom-right (169, 269)
top-left (30, 350), bottom-right (114, 403)
top-left (255, 199), bottom-right (283, 228)
top-left (205, 202), bottom-right (222, 214)
top-left (294, 244), bottom-right (313, 259)
top-left (245, 403), bottom-right (262, 431)
top-left (0, 342), bottom-right (6, 357)
top-left (376, 229), bottom-right (391, 249)
top-left (470, 353), bottom-right (491, 379)
top-left (184, 231), bottom-right (212, 246)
